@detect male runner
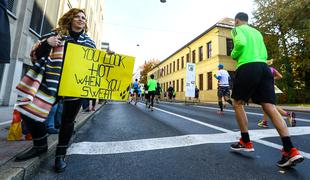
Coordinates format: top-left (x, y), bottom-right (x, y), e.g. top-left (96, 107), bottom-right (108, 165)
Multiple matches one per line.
top-left (147, 74), bottom-right (157, 111)
top-left (214, 64), bottom-right (233, 114)
top-left (230, 12), bottom-right (303, 167)
top-left (132, 79), bottom-right (140, 105)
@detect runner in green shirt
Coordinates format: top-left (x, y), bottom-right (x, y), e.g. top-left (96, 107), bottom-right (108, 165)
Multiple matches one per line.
top-left (230, 12), bottom-right (303, 168)
top-left (147, 74), bottom-right (157, 111)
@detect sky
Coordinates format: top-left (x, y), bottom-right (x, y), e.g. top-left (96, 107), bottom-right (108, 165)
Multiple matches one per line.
top-left (101, 0), bottom-right (256, 73)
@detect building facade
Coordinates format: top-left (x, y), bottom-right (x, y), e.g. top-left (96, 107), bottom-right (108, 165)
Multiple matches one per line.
top-left (148, 18), bottom-right (236, 102)
top-left (0, 0), bottom-right (104, 106)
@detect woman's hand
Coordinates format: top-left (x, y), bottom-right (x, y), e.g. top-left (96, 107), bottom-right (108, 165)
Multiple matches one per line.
top-left (47, 35), bottom-right (62, 47)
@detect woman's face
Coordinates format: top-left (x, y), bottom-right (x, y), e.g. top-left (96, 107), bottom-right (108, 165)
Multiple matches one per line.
top-left (71, 12), bottom-right (86, 32)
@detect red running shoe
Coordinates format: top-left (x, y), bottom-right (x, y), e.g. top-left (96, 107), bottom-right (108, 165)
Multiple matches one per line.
top-left (230, 138), bottom-right (254, 152)
top-left (277, 148), bottom-right (304, 167)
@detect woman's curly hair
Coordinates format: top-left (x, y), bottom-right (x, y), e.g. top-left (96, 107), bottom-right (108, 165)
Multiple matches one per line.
top-left (54, 8), bottom-right (88, 35)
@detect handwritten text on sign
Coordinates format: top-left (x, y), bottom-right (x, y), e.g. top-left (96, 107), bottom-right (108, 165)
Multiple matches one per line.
top-left (58, 43), bottom-right (135, 100)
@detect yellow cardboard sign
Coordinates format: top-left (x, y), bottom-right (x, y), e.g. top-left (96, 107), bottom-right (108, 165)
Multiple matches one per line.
top-left (58, 43), bottom-right (135, 101)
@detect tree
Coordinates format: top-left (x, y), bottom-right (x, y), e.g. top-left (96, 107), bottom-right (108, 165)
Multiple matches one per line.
top-left (139, 59), bottom-right (160, 84)
top-left (253, 0), bottom-right (310, 103)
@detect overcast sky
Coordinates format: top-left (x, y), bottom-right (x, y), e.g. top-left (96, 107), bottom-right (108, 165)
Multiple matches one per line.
top-left (101, 0), bottom-right (255, 72)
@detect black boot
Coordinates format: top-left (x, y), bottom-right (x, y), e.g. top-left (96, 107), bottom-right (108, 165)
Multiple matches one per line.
top-left (15, 146), bottom-right (48, 161)
top-left (54, 155), bottom-right (67, 173)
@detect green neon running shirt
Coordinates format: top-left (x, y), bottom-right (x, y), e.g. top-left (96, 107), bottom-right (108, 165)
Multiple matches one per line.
top-left (231, 24), bottom-right (268, 68)
top-left (147, 79), bottom-right (157, 91)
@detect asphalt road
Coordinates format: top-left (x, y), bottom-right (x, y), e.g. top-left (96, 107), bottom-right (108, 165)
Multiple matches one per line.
top-left (33, 101), bottom-right (310, 180)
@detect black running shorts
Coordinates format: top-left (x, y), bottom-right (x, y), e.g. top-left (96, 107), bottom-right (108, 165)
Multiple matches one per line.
top-left (231, 62), bottom-right (275, 104)
top-left (217, 86), bottom-right (230, 97)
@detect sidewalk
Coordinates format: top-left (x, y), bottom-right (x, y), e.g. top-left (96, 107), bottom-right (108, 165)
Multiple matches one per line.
top-left (0, 104), bottom-right (104, 180)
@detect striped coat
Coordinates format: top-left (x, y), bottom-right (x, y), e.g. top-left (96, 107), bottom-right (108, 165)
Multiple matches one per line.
top-left (15, 32), bottom-right (96, 122)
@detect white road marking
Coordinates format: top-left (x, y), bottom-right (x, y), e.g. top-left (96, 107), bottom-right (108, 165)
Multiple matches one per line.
top-left (0, 120), bottom-right (11, 126)
top-left (68, 104), bottom-right (310, 159)
top-left (67, 127), bottom-right (310, 159)
top-left (194, 105), bottom-right (310, 123)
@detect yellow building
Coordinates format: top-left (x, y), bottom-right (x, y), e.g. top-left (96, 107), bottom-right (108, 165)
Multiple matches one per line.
top-left (148, 18), bottom-right (236, 102)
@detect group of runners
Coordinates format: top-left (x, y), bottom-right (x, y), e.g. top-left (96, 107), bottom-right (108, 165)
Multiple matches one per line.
top-left (128, 76), bottom-right (162, 111)
top-left (128, 12), bottom-right (303, 168)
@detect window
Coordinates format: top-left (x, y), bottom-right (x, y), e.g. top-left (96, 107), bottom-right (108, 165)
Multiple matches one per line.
top-left (173, 80), bottom-right (175, 89)
top-left (207, 72), bottom-right (213, 90)
top-left (7, 0), bottom-right (17, 14)
top-left (177, 80), bottom-right (179, 92)
top-left (207, 41), bottom-right (212, 59)
top-left (166, 65), bottom-right (168, 75)
top-left (181, 56), bottom-right (184, 69)
top-left (177, 59), bottom-right (179, 70)
top-left (226, 38), bottom-right (233, 56)
top-left (186, 53), bottom-right (190, 63)
top-left (166, 82), bottom-right (168, 91)
top-left (173, 61), bottom-right (175, 72)
top-left (181, 78), bottom-right (184, 92)
top-left (199, 46), bottom-right (203, 61)
top-left (170, 63), bottom-right (172, 74)
top-left (30, 0), bottom-right (60, 36)
top-left (192, 50), bottom-right (196, 63)
top-left (163, 67), bottom-right (165, 76)
top-left (199, 74), bottom-right (203, 90)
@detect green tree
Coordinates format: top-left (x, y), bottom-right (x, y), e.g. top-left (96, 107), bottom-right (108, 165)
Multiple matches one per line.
top-left (139, 59), bottom-right (160, 84)
top-left (253, 0), bottom-right (310, 103)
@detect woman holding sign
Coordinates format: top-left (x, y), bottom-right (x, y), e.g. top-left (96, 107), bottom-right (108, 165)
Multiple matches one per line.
top-left (14, 8), bottom-right (96, 173)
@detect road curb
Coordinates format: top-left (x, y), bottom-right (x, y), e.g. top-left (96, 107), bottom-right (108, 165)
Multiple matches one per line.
top-left (0, 104), bottom-right (104, 180)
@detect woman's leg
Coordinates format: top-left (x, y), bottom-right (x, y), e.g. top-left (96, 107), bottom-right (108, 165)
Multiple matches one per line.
top-left (54, 99), bottom-right (82, 172)
top-left (56, 99), bottom-right (82, 156)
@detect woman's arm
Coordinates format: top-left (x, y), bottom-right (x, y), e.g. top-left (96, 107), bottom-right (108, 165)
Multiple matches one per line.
top-left (30, 33), bottom-right (61, 61)
top-left (273, 68), bottom-right (283, 80)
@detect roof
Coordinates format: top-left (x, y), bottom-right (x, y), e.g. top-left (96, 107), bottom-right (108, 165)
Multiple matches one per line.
top-left (150, 18), bottom-right (234, 71)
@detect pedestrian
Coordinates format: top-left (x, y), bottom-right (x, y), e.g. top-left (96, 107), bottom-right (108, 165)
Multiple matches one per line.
top-left (81, 98), bottom-right (90, 112)
top-left (90, 98), bottom-right (96, 111)
top-left (214, 64), bottom-right (233, 114)
top-left (155, 82), bottom-right (162, 104)
top-left (147, 74), bottom-right (157, 111)
top-left (194, 86), bottom-right (199, 103)
top-left (132, 79), bottom-right (140, 105)
top-left (0, 0), bottom-right (11, 64)
top-left (164, 91), bottom-right (167, 101)
top-left (258, 61), bottom-right (296, 128)
top-left (229, 12), bottom-right (303, 167)
top-left (141, 86), bottom-right (145, 102)
top-left (44, 101), bottom-right (63, 134)
top-left (167, 84), bottom-right (174, 102)
top-left (173, 90), bottom-right (176, 101)
top-left (14, 8), bottom-right (96, 173)
top-left (144, 84), bottom-right (149, 108)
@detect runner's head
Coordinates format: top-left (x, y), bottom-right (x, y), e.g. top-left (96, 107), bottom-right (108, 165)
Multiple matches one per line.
top-left (150, 74), bottom-right (154, 79)
top-left (235, 12), bottom-right (248, 26)
top-left (218, 64), bottom-right (224, 69)
top-left (135, 79), bottom-right (138, 82)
